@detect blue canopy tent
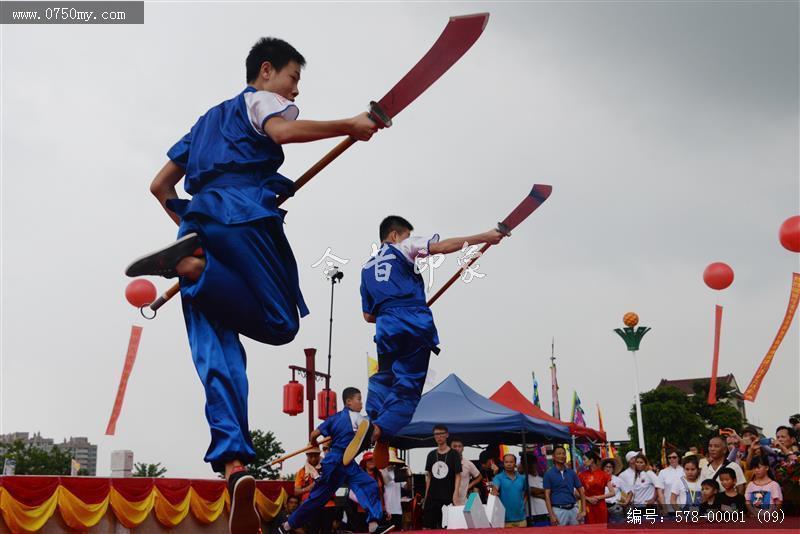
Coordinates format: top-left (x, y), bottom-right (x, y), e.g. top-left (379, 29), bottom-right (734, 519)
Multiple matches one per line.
top-left (389, 374), bottom-right (571, 449)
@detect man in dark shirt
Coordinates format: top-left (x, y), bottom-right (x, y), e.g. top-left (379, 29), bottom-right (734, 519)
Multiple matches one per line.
top-left (543, 445), bottom-right (586, 526)
top-left (423, 424), bottom-right (461, 529)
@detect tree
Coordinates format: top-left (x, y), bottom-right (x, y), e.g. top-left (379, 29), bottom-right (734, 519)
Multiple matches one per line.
top-left (248, 429), bottom-right (285, 480)
top-left (627, 382), bottom-right (747, 464)
top-left (0, 440), bottom-right (73, 475)
top-left (628, 386), bottom-right (707, 462)
top-left (133, 462), bottom-right (167, 477)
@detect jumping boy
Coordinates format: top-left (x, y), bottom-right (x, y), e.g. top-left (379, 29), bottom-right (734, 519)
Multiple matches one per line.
top-left (126, 38), bottom-right (379, 533)
top-left (346, 216), bottom-right (504, 466)
top-left (282, 387), bottom-right (393, 534)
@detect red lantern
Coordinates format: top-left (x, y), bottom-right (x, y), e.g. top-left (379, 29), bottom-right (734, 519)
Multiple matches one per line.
top-left (283, 380), bottom-right (304, 416)
top-left (779, 215), bottom-right (800, 253)
top-left (703, 262), bottom-right (734, 291)
top-left (317, 389), bottom-right (337, 420)
top-left (125, 279), bottom-right (157, 308)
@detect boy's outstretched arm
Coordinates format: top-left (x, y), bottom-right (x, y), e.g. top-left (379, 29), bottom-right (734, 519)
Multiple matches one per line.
top-left (428, 228), bottom-right (506, 255)
top-left (264, 112), bottom-right (379, 144)
top-left (150, 161), bottom-right (185, 227)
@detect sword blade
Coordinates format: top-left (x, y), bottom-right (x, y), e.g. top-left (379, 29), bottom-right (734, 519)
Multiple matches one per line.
top-left (377, 13), bottom-right (489, 119)
top-left (501, 184), bottom-right (553, 232)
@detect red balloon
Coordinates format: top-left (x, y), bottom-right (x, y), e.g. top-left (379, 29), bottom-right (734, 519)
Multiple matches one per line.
top-left (703, 262), bottom-right (734, 291)
top-left (125, 279), bottom-right (157, 307)
top-left (779, 215), bottom-right (800, 253)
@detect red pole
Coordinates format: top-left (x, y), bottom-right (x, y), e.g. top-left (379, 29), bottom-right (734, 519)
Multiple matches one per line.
top-left (304, 348), bottom-right (317, 437)
top-left (708, 305), bottom-right (723, 405)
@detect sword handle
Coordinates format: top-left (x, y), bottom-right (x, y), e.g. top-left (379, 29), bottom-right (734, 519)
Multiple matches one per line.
top-left (368, 101), bottom-right (392, 128)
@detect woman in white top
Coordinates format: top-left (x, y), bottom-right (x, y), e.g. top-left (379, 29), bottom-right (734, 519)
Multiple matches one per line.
top-left (626, 454), bottom-right (664, 506)
top-left (602, 458), bottom-right (628, 523)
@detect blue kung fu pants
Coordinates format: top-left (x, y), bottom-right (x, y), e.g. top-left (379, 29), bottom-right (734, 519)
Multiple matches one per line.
top-left (178, 214), bottom-right (308, 473)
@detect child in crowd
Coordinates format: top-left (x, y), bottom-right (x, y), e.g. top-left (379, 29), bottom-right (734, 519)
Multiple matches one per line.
top-left (715, 467), bottom-right (746, 512)
top-left (745, 456), bottom-right (783, 515)
top-left (669, 456), bottom-right (702, 511)
top-left (699, 480), bottom-right (720, 515)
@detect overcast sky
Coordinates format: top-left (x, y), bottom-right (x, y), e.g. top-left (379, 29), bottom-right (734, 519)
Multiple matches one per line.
top-left (2, 1), bottom-right (798, 478)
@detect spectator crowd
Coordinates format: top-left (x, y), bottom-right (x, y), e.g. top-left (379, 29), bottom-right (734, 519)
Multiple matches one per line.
top-left (274, 415), bottom-right (799, 531)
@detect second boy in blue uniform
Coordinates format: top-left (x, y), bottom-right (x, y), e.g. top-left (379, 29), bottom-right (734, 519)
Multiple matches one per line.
top-left (346, 216), bottom-right (504, 466)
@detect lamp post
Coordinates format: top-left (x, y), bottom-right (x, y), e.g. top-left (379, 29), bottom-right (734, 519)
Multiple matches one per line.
top-left (614, 312), bottom-right (651, 454)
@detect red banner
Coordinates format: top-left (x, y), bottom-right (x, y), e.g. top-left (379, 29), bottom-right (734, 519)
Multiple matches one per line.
top-left (744, 272), bottom-right (800, 401)
top-left (708, 305), bottom-right (723, 405)
top-left (105, 325), bottom-right (143, 435)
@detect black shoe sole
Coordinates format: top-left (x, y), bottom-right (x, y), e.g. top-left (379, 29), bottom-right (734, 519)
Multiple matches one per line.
top-left (125, 233), bottom-right (201, 278)
top-left (228, 474), bottom-right (261, 534)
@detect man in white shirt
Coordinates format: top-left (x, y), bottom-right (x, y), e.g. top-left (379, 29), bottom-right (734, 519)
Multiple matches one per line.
top-left (700, 437), bottom-right (746, 495)
top-left (523, 455), bottom-right (550, 526)
top-left (450, 438), bottom-right (482, 506)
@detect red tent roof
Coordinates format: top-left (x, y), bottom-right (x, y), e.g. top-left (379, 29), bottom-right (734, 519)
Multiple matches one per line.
top-left (489, 381), bottom-right (607, 442)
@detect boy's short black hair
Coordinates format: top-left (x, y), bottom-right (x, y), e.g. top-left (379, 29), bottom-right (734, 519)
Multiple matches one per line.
top-left (433, 424), bottom-right (448, 433)
top-left (287, 494), bottom-right (300, 503)
top-left (717, 467), bottom-right (736, 480)
top-left (450, 436), bottom-right (463, 445)
top-left (553, 445), bottom-right (566, 454)
top-left (380, 216), bottom-right (414, 242)
top-left (701, 479), bottom-right (719, 491)
top-left (342, 387), bottom-right (361, 403)
top-left (246, 37), bottom-right (306, 83)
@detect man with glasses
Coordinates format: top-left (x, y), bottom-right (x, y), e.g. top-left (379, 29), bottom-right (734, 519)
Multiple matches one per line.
top-left (658, 450), bottom-right (684, 510)
top-left (423, 425), bottom-right (461, 529)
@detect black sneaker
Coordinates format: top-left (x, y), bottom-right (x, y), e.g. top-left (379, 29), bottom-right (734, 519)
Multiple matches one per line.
top-left (125, 233), bottom-right (202, 278)
top-left (342, 420), bottom-right (374, 466)
top-left (228, 470), bottom-right (261, 534)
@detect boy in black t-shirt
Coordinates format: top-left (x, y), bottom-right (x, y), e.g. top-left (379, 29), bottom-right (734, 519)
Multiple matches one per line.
top-left (423, 424), bottom-right (461, 529)
top-left (715, 468), bottom-right (747, 512)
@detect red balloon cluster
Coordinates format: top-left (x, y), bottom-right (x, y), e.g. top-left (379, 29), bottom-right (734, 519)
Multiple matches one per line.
top-left (703, 262), bottom-right (734, 291)
top-left (779, 215), bottom-right (800, 253)
top-left (125, 279), bottom-right (157, 308)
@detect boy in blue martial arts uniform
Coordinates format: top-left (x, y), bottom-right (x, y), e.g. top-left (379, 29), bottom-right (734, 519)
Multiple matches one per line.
top-left (126, 38), bottom-right (380, 533)
top-left (345, 216), bottom-right (505, 467)
top-left (282, 387), bottom-right (392, 534)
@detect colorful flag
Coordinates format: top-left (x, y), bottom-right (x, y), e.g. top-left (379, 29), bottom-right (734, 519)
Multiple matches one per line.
top-left (367, 354), bottom-right (378, 378)
top-left (532, 372), bottom-right (541, 408)
top-left (597, 404), bottom-right (605, 433)
top-left (571, 391), bottom-right (586, 427)
top-left (71, 459), bottom-right (81, 476)
top-left (744, 272), bottom-right (800, 401)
